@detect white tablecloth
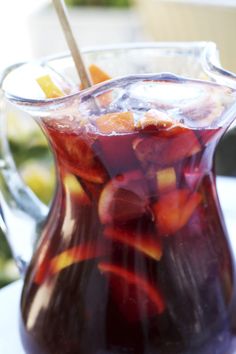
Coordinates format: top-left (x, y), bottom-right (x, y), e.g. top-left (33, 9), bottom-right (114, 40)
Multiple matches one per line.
top-left (0, 176), bottom-right (236, 354)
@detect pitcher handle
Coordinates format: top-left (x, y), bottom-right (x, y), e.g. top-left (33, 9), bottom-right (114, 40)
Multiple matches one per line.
top-left (0, 92), bottom-right (48, 274)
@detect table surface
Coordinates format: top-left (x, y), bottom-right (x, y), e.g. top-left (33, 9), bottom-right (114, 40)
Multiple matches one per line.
top-left (0, 176), bottom-right (236, 354)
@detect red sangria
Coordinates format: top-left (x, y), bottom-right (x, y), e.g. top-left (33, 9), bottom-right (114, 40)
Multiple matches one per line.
top-left (20, 74), bottom-right (236, 354)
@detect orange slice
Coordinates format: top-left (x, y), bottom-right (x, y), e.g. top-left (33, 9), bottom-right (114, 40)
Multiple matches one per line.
top-left (104, 226), bottom-right (162, 261)
top-left (89, 64), bottom-right (111, 84)
top-left (98, 262), bottom-right (165, 322)
top-left (153, 189), bottom-right (202, 236)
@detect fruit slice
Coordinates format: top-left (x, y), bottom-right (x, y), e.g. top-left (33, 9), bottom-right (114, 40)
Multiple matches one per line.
top-left (45, 125), bottom-right (107, 184)
top-left (63, 173), bottom-right (90, 205)
top-left (104, 226), bottom-right (162, 261)
top-left (96, 112), bottom-right (135, 134)
top-left (98, 170), bottom-right (149, 224)
top-left (153, 189), bottom-right (202, 236)
top-left (35, 243), bottom-right (103, 284)
top-left (136, 109), bottom-right (173, 131)
top-left (89, 64), bottom-right (111, 85)
top-left (50, 244), bottom-right (103, 275)
top-left (133, 126), bottom-right (201, 167)
top-left (156, 167), bottom-right (176, 193)
top-left (98, 262), bottom-right (165, 322)
top-left (36, 74), bottom-right (64, 98)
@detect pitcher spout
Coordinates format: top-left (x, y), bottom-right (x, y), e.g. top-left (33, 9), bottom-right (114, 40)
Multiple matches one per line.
top-left (202, 42), bottom-right (236, 129)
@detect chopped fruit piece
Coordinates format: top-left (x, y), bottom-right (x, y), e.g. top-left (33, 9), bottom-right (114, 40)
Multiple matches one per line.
top-left (98, 262), bottom-right (165, 322)
top-left (50, 244), bottom-right (103, 275)
top-left (96, 112), bottom-right (135, 134)
top-left (98, 170), bottom-right (149, 224)
top-left (89, 64), bottom-right (111, 84)
top-left (133, 126), bottom-right (201, 167)
top-left (156, 167), bottom-right (176, 193)
top-left (35, 244), bottom-right (104, 284)
top-left (153, 189), bottom-right (202, 235)
top-left (45, 125), bottom-right (108, 184)
top-left (36, 75), bottom-right (64, 98)
top-left (104, 226), bottom-right (162, 261)
top-left (63, 174), bottom-right (90, 205)
top-left (136, 109), bottom-right (173, 131)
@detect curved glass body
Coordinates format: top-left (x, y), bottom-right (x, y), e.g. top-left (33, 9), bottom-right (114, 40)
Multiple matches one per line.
top-left (1, 43), bottom-right (236, 354)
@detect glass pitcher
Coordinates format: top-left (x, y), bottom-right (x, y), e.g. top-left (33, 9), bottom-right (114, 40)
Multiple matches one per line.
top-left (1, 42), bottom-right (236, 354)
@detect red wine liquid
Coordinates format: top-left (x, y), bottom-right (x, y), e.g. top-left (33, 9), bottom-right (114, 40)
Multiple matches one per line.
top-left (20, 78), bottom-right (236, 354)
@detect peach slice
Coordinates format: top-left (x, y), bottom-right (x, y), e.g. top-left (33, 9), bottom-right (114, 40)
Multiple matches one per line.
top-left (36, 74), bottom-right (65, 98)
top-left (89, 64), bottom-right (111, 85)
top-left (98, 262), bottom-right (165, 322)
top-left (98, 170), bottom-right (149, 224)
top-left (153, 189), bottom-right (202, 236)
top-left (104, 226), bottom-right (162, 261)
top-left (96, 112), bottom-right (135, 135)
top-left (156, 167), bottom-right (176, 193)
top-left (133, 126), bottom-right (201, 167)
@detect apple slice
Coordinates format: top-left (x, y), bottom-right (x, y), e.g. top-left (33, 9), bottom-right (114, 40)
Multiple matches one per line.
top-left (133, 126), bottom-right (201, 167)
top-left (98, 262), bottom-right (165, 322)
top-left (96, 112), bottom-right (135, 135)
top-left (98, 170), bottom-right (149, 224)
top-left (104, 226), bottom-right (162, 261)
top-left (153, 189), bottom-right (202, 236)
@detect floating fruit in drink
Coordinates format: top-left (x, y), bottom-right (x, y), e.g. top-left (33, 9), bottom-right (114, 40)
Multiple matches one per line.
top-left (98, 170), bottom-right (149, 224)
top-left (89, 64), bottom-right (111, 85)
top-left (133, 125), bottom-right (201, 168)
top-left (98, 262), bottom-right (165, 322)
top-left (104, 226), bottom-right (162, 261)
top-left (153, 189), bottom-right (202, 236)
top-left (96, 112), bottom-right (135, 134)
top-left (44, 125), bottom-right (108, 184)
top-left (156, 167), bottom-right (176, 193)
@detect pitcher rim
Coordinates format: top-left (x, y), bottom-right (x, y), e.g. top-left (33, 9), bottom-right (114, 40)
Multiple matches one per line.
top-left (1, 41), bottom-right (236, 110)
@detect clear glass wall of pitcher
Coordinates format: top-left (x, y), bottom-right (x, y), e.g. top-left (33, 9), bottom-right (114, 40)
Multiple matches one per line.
top-left (1, 43), bottom-right (236, 354)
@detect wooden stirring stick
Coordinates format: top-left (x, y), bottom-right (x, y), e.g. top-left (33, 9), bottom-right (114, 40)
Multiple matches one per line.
top-left (52, 0), bottom-right (92, 89)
